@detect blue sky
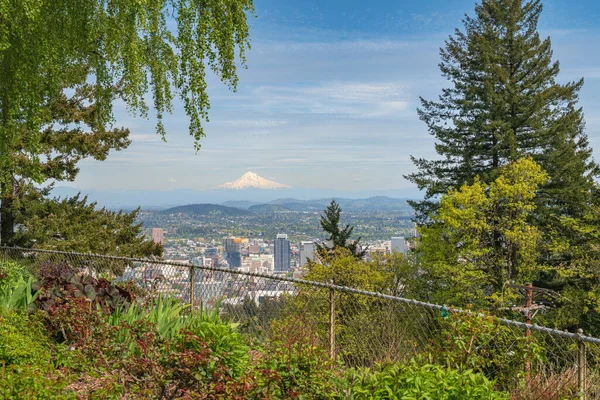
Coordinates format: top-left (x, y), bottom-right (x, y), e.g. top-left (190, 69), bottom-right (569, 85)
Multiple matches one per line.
top-left (72, 0), bottom-right (600, 191)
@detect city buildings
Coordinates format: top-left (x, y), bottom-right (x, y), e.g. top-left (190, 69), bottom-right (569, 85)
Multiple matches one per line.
top-left (151, 228), bottom-right (164, 244)
top-left (274, 234), bottom-right (291, 272)
top-left (391, 236), bottom-right (407, 254)
top-left (223, 237), bottom-right (242, 268)
top-left (299, 241), bottom-right (316, 267)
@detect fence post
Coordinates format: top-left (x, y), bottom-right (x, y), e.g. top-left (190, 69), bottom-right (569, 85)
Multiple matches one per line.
top-left (578, 329), bottom-right (586, 400)
top-left (329, 279), bottom-right (335, 360)
top-left (189, 265), bottom-right (196, 313)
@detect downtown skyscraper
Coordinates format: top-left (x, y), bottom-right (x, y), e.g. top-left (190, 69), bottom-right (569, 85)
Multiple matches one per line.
top-left (274, 234), bottom-right (290, 272)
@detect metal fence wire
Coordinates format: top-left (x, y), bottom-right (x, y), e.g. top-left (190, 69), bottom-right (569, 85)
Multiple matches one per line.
top-left (1, 246), bottom-right (599, 399)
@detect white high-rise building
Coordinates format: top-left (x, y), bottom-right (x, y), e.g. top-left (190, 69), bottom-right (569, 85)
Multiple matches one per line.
top-left (391, 237), bottom-right (407, 254)
top-left (299, 241), bottom-right (316, 267)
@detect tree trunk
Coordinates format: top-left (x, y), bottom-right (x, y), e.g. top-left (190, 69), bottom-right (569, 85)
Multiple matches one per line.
top-left (0, 190), bottom-right (15, 246)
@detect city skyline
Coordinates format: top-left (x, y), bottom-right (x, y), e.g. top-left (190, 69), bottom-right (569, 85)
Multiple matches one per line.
top-left (69, 0), bottom-right (600, 192)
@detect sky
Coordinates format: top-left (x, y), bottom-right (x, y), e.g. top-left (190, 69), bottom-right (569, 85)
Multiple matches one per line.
top-left (71, 0), bottom-right (600, 192)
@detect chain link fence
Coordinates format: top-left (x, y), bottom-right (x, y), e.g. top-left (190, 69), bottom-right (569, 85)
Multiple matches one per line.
top-left (1, 246), bottom-right (599, 399)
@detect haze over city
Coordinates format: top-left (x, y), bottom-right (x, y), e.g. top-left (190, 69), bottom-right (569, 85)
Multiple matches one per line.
top-left (65, 0), bottom-right (600, 194)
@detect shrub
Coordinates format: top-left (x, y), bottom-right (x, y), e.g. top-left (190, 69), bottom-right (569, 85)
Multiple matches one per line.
top-left (346, 361), bottom-right (509, 399)
top-left (0, 310), bottom-right (51, 367)
top-left (249, 317), bottom-right (343, 399)
top-left (0, 365), bottom-right (73, 400)
top-left (33, 261), bottom-right (134, 315)
top-left (0, 260), bottom-right (32, 284)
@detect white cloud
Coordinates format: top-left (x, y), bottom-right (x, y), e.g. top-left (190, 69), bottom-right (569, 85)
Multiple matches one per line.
top-left (247, 81), bottom-right (412, 119)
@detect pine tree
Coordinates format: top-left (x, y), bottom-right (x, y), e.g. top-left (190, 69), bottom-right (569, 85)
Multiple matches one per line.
top-left (12, 188), bottom-right (162, 273)
top-left (0, 76), bottom-right (130, 245)
top-left (405, 0), bottom-right (598, 225)
top-left (316, 200), bottom-right (367, 260)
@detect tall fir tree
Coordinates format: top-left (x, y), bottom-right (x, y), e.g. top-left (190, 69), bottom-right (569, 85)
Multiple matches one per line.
top-left (316, 200), bottom-right (367, 260)
top-left (405, 0), bottom-right (598, 226)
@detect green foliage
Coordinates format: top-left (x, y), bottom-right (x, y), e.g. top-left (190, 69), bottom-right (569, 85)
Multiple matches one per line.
top-left (0, 260), bottom-right (31, 284)
top-left (418, 158), bottom-right (548, 307)
top-left (0, 365), bottom-right (73, 400)
top-left (0, 310), bottom-right (51, 367)
top-left (316, 200), bottom-right (368, 259)
top-left (251, 318), bottom-right (344, 399)
top-left (185, 302), bottom-right (250, 378)
top-left (0, 0), bottom-right (254, 246)
top-left (424, 311), bottom-right (542, 389)
top-left (346, 361), bottom-right (509, 399)
top-left (406, 0), bottom-right (598, 225)
top-left (13, 193), bottom-right (162, 267)
top-left (0, 276), bottom-right (37, 311)
top-left (109, 296), bottom-right (189, 341)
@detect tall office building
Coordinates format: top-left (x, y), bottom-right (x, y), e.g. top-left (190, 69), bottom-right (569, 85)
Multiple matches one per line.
top-left (151, 228), bottom-right (164, 244)
top-left (299, 241), bottom-right (316, 267)
top-left (274, 234), bottom-right (291, 272)
top-left (391, 237), bottom-right (407, 254)
top-left (223, 237), bottom-right (241, 268)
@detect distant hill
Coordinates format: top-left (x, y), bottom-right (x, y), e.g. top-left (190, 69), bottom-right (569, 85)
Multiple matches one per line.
top-left (162, 204), bottom-right (250, 216)
top-left (221, 200), bottom-right (261, 210)
top-left (248, 204), bottom-right (290, 213)
top-left (256, 196), bottom-right (411, 212)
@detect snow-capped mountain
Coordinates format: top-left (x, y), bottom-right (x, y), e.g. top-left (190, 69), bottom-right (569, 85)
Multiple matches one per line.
top-left (217, 172), bottom-right (291, 190)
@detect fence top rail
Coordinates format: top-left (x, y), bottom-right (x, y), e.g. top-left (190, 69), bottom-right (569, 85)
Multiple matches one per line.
top-left (3, 245), bottom-right (600, 345)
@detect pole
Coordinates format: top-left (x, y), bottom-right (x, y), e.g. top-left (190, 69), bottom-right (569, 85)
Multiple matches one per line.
top-left (525, 283), bottom-right (533, 333)
top-left (329, 279), bottom-right (335, 360)
top-left (189, 265), bottom-right (196, 313)
top-left (578, 329), bottom-right (587, 400)
top-left (525, 283), bottom-right (532, 382)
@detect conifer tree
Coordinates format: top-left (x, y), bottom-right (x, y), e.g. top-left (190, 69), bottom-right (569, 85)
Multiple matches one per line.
top-left (405, 0), bottom-right (598, 225)
top-left (316, 200), bottom-right (367, 260)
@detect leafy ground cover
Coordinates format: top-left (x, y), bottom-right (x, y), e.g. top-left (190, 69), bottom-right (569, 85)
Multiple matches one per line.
top-left (0, 259), bottom-right (510, 399)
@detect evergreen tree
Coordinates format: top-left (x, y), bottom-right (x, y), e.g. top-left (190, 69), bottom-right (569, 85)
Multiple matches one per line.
top-left (405, 0), bottom-right (598, 225)
top-left (316, 200), bottom-right (367, 260)
top-left (12, 188), bottom-right (161, 273)
top-left (0, 75), bottom-right (130, 245)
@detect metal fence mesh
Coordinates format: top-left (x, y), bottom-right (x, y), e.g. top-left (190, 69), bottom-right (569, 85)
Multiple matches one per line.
top-left (2, 246), bottom-right (599, 399)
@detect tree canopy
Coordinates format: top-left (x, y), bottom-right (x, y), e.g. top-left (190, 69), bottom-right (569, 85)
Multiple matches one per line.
top-left (0, 0), bottom-right (254, 246)
top-left (417, 158), bottom-right (548, 307)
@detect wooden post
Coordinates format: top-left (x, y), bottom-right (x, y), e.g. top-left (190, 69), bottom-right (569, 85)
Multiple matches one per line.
top-left (329, 279), bottom-right (335, 360)
top-left (578, 329), bottom-right (587, 400)
top-left (525, 283), bottom-right (532, 382)
top-left (525, 282), bottom-right (533, 334)
top-left (189, 266), bottom-right (196, 313)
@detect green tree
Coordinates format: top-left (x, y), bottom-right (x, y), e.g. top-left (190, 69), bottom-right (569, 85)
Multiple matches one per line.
top-left (12, 191), bottom-right (161, 273)
top-left (405, 0), bottom-right (598, 224)
top-left (316, 200), bottom-right (367, 260)
top-left (1, 74), bottom-right (131, 245)
top-left (0, 0), bottom-right (254, 244)
top-left (417, 158), bottom-right (548, 307)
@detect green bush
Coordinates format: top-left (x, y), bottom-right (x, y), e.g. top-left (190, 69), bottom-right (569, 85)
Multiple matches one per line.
top-left (346, 361), bottom-right (509, 399)
top-left (0, 260), bottom-right (31, 284)
top-left (250, 318), bottom-right (344, 399)
top-left (0, 310), bottom-right (51, 367)
top-left (185, 302), bottom-right (250, 378)
top-left (0, 365), bottom-right (73, 400)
